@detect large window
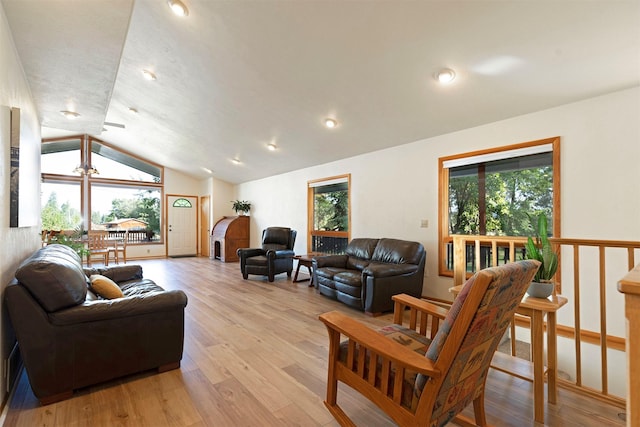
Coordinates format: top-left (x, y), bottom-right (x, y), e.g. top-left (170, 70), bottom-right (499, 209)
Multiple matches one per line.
top-left (307, 174), bottom-right (350, 254)
top-left (41, 180), bottom-right (82, 230)
top-left (41, 135), bottom-right (164, 244)
top-left (439, 137), bottom-right (560, 276)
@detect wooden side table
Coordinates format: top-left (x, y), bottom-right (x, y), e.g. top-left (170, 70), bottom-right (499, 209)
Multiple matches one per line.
top-left (293, 254), bottom-right (319, 287)
top-left (450, 284), bottom-right (567, 423)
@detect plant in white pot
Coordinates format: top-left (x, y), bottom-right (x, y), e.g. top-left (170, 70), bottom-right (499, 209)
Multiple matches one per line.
top-left (231, 200), bottom-right (251, 216)
top-left (524, 213), bottom-right (558, 298)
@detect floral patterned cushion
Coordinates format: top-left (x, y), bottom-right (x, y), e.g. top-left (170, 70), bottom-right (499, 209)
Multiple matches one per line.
top-left (414, 260), bottom-right (540, 426)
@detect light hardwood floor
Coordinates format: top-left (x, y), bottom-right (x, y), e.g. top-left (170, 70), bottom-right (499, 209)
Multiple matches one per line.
top-left (3, 257), bottom-right (626, 426)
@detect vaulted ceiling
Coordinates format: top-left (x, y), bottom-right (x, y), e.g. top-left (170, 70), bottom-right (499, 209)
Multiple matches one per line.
top-left (3, 0), bottom-right (639, 183)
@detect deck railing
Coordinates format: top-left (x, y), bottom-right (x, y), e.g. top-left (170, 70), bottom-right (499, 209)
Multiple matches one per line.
top-left (451, 234), bottom-right (640, 409)
top-left (618, 264), bottom-right (640, 425)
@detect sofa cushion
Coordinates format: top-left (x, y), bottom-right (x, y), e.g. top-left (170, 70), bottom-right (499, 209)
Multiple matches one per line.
top-left (15, 244), bottom-right (88, 312)
top-left (87, 265), bottom-right (144, 283)
top-left (90, 275), bottom-right (125, 299)
top-left (372, 238), bottom-right (424, 265)
top-left (334, 271), bottom-right (363, 288)
top-left (335, 282), bottom-right (362, 298)
top-left (246, 255), bottom-right (268, 266)
top-left (120, 279), bottom-right (165, 297)
top-left (315, 266), bottom-right (346, 280)
top-left (346, 238), bottom-right (379, 260)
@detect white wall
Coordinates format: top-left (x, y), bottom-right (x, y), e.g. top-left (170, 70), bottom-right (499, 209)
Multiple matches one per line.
top-left (0, 3), bottom-right (42, 405)
top-left (237, 86), bottom-right (640, 301)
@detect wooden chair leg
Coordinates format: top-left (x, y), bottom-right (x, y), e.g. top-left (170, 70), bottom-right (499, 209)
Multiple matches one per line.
top-left (473, 390), bottom-right (488, 426)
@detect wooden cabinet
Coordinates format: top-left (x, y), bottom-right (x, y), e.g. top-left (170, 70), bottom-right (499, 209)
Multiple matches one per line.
top-left (210, 216), bottom-right (249, 262)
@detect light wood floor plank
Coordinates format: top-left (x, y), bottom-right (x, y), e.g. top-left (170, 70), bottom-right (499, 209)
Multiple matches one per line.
top-left (3, 257), bottom-right (626, 426)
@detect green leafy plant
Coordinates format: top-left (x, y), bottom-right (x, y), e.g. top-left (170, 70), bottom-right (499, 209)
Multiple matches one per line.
top-left (49, 230), bottom-right (90, 258)
top-left (525, 213), bottom-right (558, 282)
top-left (231, 200), bottom-right (251, 214)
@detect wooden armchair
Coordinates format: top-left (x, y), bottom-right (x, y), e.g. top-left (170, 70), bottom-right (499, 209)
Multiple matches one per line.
top-left (319, 260), bottom-right (541, 427)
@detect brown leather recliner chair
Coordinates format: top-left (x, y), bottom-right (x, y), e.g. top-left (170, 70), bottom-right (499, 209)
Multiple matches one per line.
top-left (237, 227), bottom-right (297, 282)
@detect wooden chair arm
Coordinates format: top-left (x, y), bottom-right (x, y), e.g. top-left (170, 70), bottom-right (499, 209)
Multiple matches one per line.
top-left (391, 293), bottom-right (449, 339)
top-left (392, 293), bottom-right (449, 319)
top-left (319, 310), bottom-right (440, 378)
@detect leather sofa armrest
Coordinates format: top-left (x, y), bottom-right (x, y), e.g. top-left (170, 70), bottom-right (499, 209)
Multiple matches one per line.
top-left (313, 255), bottom-right (348, 269)
top-left (49, 290), bottom-right (188, 326)
top-left (237, 248), bottom-right (266, 258)
top-left (84, 265), bottom-right (144, 283)
top-left (363, 262), bottom-right (418, 278)
top-left (267, 249), bottom-right (295, 259)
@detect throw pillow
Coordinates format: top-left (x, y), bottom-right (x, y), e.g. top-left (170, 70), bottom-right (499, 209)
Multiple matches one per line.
top-left (90, 274), bottom-right (124, 299)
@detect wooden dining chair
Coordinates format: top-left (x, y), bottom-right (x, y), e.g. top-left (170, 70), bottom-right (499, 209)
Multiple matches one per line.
top-left (86, 230), bottom-right (110, 266)
top-left (109, 229), bottom-right (128, 265)
top-left (319, 259), bottom-right (541, 427)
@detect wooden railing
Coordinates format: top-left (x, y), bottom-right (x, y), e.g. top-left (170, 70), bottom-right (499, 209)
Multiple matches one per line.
top-left (618, 264), bottom-right (640, 426)
top-left (451, 234), bottom-right (640, 409)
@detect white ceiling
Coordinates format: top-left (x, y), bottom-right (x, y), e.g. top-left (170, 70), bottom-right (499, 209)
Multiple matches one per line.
top-left (3, 0), bottom-right (639, 184)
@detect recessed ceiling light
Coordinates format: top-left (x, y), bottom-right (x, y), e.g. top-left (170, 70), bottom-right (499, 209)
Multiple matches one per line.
top-left (201, 167), bottom-right (213, 174)
top-left (231, 158), bottom-right (241, 165)
top-left (436, 68), bottom-right (456, 84)
top-left (324, 118), bottom-right (338, 129)
top-left (267, 142), bottom-right (277, 151)
top-left (60, 110), bottom-right (80, 119)
top-left (142, 69), bottom-right (157, 81)
top-left (128, 107), bottom-right (138, 114)
top-left (167, 0), bottom-right (189, 17)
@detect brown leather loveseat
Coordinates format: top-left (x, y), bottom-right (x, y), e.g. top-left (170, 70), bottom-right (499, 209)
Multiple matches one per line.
top-left (4, 244), bottom-right (188, 404)
top-left (312, 238), bottom-right (425, 315)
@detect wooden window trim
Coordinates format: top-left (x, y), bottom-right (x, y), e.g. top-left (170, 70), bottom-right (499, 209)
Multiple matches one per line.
top-left (438, 137), bottom-right (561, 277)
top-left (307, 174), bottom-right (351, 253)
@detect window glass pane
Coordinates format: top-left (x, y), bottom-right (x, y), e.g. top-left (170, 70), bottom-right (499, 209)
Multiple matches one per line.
top-left (41, 139), bottom-right (82, 175)
top-left (91, 142), bottom-right (161, 182)
top-left (448, 152), bottom-right (553, 237)
top-left (313, 183), bottom-right (348, 231)
top-left (173, 198), bottom-right (192, 207)
top-left (91, 185), bottom-right (161, 242)
top-left (41, 181), bottom-right (82, 230)
top-left (309, 177), bottom-right (349, 254)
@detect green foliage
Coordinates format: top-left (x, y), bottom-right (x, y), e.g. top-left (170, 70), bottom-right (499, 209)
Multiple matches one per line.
top-left (41, 192), bottom-right (82, 230)
top-left (231, 200), bottom-right (251, 214)
top-left (45, 189), bottom-right (161, 236)
top-left (525, 213), bottom-right (558, 282)
top-left (48, 227), bottom-right (89, 258)
top-left (448, 166), bottom-right (553, 236)
top-left (314, 190), bottom-right (348, 231)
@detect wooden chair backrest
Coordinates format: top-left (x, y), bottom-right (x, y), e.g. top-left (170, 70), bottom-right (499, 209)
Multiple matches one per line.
top-left (415, 260), bottom-right (541, 424)
top-left (87, 231), bottom-right (109, 251)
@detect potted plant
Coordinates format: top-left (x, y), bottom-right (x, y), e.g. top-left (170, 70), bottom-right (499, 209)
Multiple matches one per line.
top-left (49, 231), bottom-right (90, 259)
top-left (524, 213), bottom-right (558, 298)
top-left (231, 200), bottom-right (251, 215)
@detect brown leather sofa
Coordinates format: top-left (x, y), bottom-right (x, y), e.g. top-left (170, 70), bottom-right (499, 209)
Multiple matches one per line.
top-left (4, 244), bottom-right (188, 404)
top-left (313, 238), bottom-right (425, 315)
